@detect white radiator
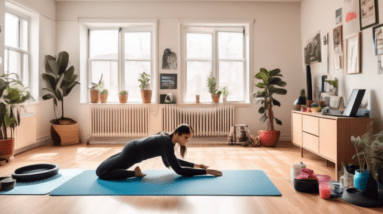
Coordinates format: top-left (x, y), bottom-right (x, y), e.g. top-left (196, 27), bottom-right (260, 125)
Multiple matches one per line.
top-left (91, 105), bottom-right (149, 137)
top-left (163, 105), bottom-right (235, 137)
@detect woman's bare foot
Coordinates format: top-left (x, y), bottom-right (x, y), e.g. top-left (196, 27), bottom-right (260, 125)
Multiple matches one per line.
top-left (134, 166), bottom-right (146, 177)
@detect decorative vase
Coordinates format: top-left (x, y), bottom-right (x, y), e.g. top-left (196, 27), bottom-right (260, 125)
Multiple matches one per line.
top-left (0, 138), bottom-right (15, 161)
top-left (90, 89), bottom-right (99, 103)
top-left (50, 119), bottom-right (79, 146)
top-left (141, 89), bottom-right (152, 103)
top-left (100, 94), bottom-right (108, 103)
top-left (258, 130), bottom-right (280, 147)
top-left (119, 94), bottom-right (128, 103)
top-left (211, 94), bottom-right (220, 103)
top-left (354, 169), bottom-right (370, 191)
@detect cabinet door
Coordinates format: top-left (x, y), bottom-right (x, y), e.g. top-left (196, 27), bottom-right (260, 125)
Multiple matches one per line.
top-left (303, 132), bottom-right (319, 153)
top-left (319, 118), bottom-right (337, 161)
top-left (292, 113), bottom-right (302, 147)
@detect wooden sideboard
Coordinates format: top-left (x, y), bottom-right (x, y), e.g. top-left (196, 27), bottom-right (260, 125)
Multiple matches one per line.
top-left (291, 110), bottom-right (373, 180)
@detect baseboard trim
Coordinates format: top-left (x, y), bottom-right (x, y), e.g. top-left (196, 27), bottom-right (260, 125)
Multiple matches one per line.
top-left (14, 136), bottom-right (52, 155)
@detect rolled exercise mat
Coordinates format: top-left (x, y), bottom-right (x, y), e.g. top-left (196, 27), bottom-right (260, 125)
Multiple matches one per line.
top-left (0, 169), bottom-right (85, 195)
top-left (0, 177), bottom-right (16, 191)
top-left (50, 169), bottom-right (282, 196)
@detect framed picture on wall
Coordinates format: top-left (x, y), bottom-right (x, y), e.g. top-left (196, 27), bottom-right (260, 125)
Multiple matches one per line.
top-left (373, 23), bottom-right (383, 56)
top-left (160, 74), bottom-right (177, 89)
top-left (345, 32), bottom-right (361, 74)
top-left (333, 25), bottom-right (343, 54)
top-left (359, 0), bottom-right (379, 30)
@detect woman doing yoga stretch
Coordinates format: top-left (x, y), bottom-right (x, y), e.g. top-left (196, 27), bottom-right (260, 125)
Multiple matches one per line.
top-left (96, 124), bottom-right (223, 180)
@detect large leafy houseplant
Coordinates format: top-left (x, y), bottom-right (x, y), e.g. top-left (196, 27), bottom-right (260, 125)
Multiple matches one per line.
top-left (254, 68), bottom-right (287, 147)
top-left (42, 51), bottom-right (80, 124)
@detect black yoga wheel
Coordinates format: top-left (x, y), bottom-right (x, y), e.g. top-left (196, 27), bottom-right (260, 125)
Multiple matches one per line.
top-left (12, 164), bottom-right (60, 182)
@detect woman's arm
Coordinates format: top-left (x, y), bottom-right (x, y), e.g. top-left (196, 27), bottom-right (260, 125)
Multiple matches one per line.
top-left (164, 146), bottom-right (206, 176)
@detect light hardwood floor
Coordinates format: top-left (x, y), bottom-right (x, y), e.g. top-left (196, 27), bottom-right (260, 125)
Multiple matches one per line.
top-left (1, 141), bottom-right (382, 214)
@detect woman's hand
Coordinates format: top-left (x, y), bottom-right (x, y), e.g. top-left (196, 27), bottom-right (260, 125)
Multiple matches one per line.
top-left (194, 164), bottom-right (209, 169)
top-left (206, 169), bottom-right (223, 177)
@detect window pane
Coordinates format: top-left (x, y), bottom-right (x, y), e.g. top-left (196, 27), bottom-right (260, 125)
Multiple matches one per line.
top-left (91, 61), bottom-right (118, 102)
top-left (125, 32), bottom-right (151, 59)
top-left (9, 51), bottom-right (21, 78)
top-left (23, 54), bottom-right (29, 88)
top-left (21, 19), bottom-right (28, 51)
top-left (5, 13), bottom-right (19, 48)
top-left (125, 61), bottom-right (151, 102)
top-left (186, 61), bottom-right (212, 102)
top-left (186, 33), bottom-right (212, 59)
top-left (4, 50), bottom-right (8, 74)
top-left (218, 32), bottom-right (243, 59)
top-left (90, 30), bottom-right (118, 59)
top-left (219, 61), bottom-right (245, 101)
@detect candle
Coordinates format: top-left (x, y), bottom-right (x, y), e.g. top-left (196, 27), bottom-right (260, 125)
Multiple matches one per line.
top-left (196, 95), bottom-right (200, 103)
top-left (319, 182), bottom-right (331, 199)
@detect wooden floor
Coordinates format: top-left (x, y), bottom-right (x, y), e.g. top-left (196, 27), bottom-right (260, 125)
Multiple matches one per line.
top-left (1, 141), bottom-right (382, 214)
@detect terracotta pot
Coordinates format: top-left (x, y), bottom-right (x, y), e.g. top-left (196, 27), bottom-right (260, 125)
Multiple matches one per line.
top-left (100, 94), bottom-right (108, 103)
top-left (0, 138), bottom-right (14, 160)
top-left (51, 119), bottom-right (79, 146)
top-left (119, 94), bottom-right (128, 103)
top-left (141, 89), bottom-right (152, 103)
top-left (211, 94), bottom-right (220, 103)
top-left (258, 130), bottom-right (280, 147)
top-left (90, 89), bottom-right (99, 103)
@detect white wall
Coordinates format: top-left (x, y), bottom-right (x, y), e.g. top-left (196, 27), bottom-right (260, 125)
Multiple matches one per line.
top-left (56, 1), bottom-right (304, 141)
top-left (4, 0), bottom-right (56, 144)
top-left (301, 0), bottom-right (383, 133)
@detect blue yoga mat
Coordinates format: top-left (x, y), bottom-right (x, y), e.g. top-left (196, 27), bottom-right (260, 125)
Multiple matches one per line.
top-left (50, 169), bottom-right (281, 196)
top-left (0, 169), bottom-right (85, 195)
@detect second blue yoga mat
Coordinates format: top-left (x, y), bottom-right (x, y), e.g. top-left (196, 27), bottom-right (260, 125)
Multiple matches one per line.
top-left (50, 170), bottom-right (281, 196)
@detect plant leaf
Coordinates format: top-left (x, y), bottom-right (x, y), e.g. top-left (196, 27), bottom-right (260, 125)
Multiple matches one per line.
top-left (57, 51), bottom-right (69, 75)
top-left (42, 73), bottom-right (57, 90)
top-left (260, 113), bottom-right (268, 123)
top-left (258, 107), bottom-right (265, 114)
top-left (272, 99), bottom-right (281, 107)
top-left (269, 68), bottom-right (281, 77)
top-left (256, 82), bottom-right (266, 88)
top-left (275, 118), bottom-right (282, 125)
top-left (64, 81), bottom-right (80, 97)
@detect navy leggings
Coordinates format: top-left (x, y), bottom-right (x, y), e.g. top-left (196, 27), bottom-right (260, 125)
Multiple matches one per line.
top-left (96, 142), bottom-right (140, 180)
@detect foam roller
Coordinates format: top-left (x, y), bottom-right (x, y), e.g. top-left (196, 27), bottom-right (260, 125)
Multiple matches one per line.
top-left (0, 177), bottom-right (16, 191)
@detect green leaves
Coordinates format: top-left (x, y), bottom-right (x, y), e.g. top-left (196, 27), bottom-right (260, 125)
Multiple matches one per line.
top-left (269, 86), bottom-right (287, 95)
top-left (258, 107), bottom-right (265, 114)
top-left (275, 118), bottom-right (282, 125)
top-left (272, 99), bottom-right (281, 107)
top-left (138, 72), bottom-right (151, 89)
top-left (57, 51), bottom-right (69, 75)
top-left (260, 113), bottom-right (268, 123)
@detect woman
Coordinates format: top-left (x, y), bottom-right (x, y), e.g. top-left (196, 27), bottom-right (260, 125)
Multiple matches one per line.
top-left (96, 124), bottom-right (223, 180)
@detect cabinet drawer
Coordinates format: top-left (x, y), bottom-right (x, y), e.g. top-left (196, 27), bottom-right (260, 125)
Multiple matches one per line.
top-left (303, 115), bottom-right (319, 136)
top-left (319, 118), bottom-right (337, 161)
top-left (303, 132), bottom-right (319, 153)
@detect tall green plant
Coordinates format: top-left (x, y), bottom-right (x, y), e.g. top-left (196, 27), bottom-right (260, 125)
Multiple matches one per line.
top-left (42, 51), bottom-right (80, 122)
top-left (207, 76), bottom-right (222, 95)
top-left (138, 72), bottom-right (150, 89)
top-left (254, 68), bottom-right (287, 131)
top-left (0, 73), bottom-right (34, 139)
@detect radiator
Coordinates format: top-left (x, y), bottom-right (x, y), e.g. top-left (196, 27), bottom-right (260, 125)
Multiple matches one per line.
top-left (163, 105), bottom-right (235, 137)
top-left (91, 105), bottom-right (149, 137)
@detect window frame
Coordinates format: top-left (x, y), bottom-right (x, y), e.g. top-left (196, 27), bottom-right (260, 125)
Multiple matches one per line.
top-left (181, 25), bottom-right (248, 104)
top-left (4, 9), bottom-right (31, 89)
top-left (87, 26), bottom-right (155, 103)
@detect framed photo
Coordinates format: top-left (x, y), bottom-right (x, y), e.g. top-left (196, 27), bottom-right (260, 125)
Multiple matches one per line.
top-left (334, 54), bottom-right (342, 70)
top-left (359, 0), bottom-right (379, 30)
top-left (333, 25), bottom-right (343, 54)
top-left (304, 31), bottom-right (322, 64)
top-left (345, 33), bottom-right (361, 74)
top-left (160, 74), bottom-right (177, 89)
top-left (344, 0), bottom-right (360, 36)
top-left (373, 23), bottom-right (383, 56)
top-left (378, 56), bottom-right (383, 74)
top-left (336, 8), bottom-right (342, 24)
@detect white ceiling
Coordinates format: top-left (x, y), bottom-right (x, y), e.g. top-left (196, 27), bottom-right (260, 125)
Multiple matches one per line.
top-left (54, 0), bottom-right (302, 2)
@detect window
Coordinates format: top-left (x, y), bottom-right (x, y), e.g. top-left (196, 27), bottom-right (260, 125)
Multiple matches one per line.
top-left (183, 26), bottom-right (247, 103)
top-left (88, 27), bottom-right (153, 103)
top-left (4, 12), bottom-right (30, 88)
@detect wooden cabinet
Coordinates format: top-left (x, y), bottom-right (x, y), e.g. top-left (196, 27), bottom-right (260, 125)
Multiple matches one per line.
top-left (291, 110), bottom-right (373, 180)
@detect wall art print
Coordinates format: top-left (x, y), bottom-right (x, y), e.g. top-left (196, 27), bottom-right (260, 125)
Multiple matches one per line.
top-left (359, 0), bottom-right (379, 30)
top-left (304, 31), bottom-right (322, 65)
top-left (160, 74), bottom-right (177, 89)
top-left (162, 49), bottom-right (177, 70)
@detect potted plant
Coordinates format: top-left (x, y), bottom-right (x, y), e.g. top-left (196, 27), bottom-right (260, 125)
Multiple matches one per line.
top-left (324, 78), bottom-right (338, 96)
top-left (222, 86), bottom-right (229, 103)
top-left (119, 90), bottom-right (128, 103)
top-left (254, 68), bottom-right (287, 147)
top-left (42, 51), bottom-right (80, 146)
top-left (100, 89), bottom-right (108, 103)
top-left (351, 122), bottom-right (383, 196)
top-left (207, 75), bottom-right (222, 104)
top-left (138, 72), bottom-right (152, 103)
top-left (0, 73), bottom-right (34, 161)
top-left (89, 74), bottom-right (104, 103)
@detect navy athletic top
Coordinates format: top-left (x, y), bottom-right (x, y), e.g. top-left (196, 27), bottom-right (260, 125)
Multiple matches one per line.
top-left (132, 135), bottom-right (207, 176)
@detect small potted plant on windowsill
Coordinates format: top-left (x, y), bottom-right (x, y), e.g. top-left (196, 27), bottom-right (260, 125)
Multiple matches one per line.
top-left (139, 72), bottom-right (152, 103)
top-left (42, 51), bottom-right (81, 146)
top-left (119, 90), bottom-right (128, 103)
top-left (207, 75), bottom-right (222, 104)
top-left (100, 89), bottom-right (108, 103)
top-left (89, 74), bottom-right (104, 103)
top-left (254, 68), bottom-right (287, 147)
top-left (222, 86), bottom-right (229, 103)
top-left (0, 73), bottom-right (34, 161)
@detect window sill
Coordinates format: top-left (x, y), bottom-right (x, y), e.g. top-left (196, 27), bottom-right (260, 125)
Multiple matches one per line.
top-left (80, 102), bottom-right (251, 107)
